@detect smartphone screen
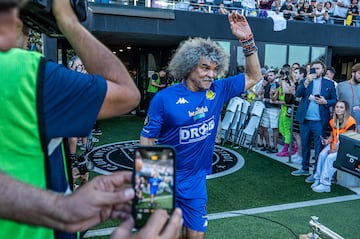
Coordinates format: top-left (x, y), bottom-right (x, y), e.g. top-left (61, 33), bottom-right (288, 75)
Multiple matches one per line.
top-left (132, 145), bottom-right (176, 229)
top-left (309, 68), bottom-right (316, 74)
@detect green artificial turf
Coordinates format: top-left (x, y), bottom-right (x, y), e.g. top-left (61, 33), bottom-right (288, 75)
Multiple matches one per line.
top-left (85, 115), bottom-right (359, 238)
top-left (207, 147), bottom-right (354, 213)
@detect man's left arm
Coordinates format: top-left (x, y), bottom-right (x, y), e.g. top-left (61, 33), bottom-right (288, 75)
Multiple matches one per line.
top-left (228, 12), bottom-right (261, 91)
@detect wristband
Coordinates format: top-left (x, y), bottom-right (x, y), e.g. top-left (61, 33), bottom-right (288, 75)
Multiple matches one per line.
top-left (240, 34), bottom-right (258, 57)
top-left (240, 34), bottom-right (255, 48)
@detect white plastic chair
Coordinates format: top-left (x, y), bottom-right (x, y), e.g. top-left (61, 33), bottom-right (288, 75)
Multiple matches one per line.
top-left (237, 100), bottom-right (265, 152)
top-left (231, 99), bottom-right (251, 146)
top-left (221, 97), bottom-right (243, 146)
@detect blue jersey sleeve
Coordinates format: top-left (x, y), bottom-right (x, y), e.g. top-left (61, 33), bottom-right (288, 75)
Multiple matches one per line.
top-left (214, 74), bottom-right (246, 102)
top-left (43, 61), bottom-right (107, 139)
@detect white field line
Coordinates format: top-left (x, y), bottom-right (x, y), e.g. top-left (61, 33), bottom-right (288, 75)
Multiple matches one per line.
top-left (83, 194), bottom-right (360, 238)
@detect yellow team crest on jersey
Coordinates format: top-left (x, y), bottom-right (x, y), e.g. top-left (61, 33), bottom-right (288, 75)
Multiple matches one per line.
top-left (206, 90), bottom-right (216, 100)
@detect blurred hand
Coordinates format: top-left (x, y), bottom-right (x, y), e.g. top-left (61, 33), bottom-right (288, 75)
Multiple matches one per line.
top-left (52, 0), bottom-right (78, 24)
top-left (111, 208), bottom-right (183, 239)
top-left (58, 171), bottom-right (135, 232)
top-left (315, 95), bottom-right (327, 105)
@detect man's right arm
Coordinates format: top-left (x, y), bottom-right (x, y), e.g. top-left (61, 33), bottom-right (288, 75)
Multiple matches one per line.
top-left (140, 136), bottom-right (156, 145)
top-left (52, 0), bottom-right (140, 119)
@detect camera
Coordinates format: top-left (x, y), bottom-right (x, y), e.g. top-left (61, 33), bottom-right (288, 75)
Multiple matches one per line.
top-left (20, 0), bottom-right (88, 37)
top-left (74, 154), bottom-right (94, 175)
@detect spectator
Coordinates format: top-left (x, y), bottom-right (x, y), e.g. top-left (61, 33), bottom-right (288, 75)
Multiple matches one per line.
top-left (333, 0), bottom-right (351, 24)
top-left (336, 63), bottom-right (360, 132)
top-left (280, 0), bottom-right (296, 19)
top-left (345, 0), bottom-right (359, 26)
top-left (215, 2), bottom-right (229, 14)
top-left (277, 68), bottom-right (297, 157)
top-left (310, 0), bottom-right (317, 10)
top-left (146, 69), bottom-right (167, 112)
top-left (247, 67), bottom-right (267, 102)
top-left (190, 1), bottom-right (209, 12)
top-left (291, 62), bottom-right (301, 71)
top-left (298, 1), bottom-right (314, 21)
top-left (324, 1), bottom-right (335, 23)
top-left (294, 0), bottom-right (305, 20)
top-left (291, 61), bottom-right (337, 184)
top-left (66, 56), bottom-right (92, 189)
top-left (312, 100), bottom-right (356, 192)
top-left (291, 66), bottom-right (308, 163)
top-left (324, 65), bottom-right (337, 87)
top-left (0, 1), bottom-right (183, 239)
top-left (259, 0), bottom-right (277, 10)
top-left (241, 0), bottom-right (257, 14)
top-left (314, 2), bottom-right (329, 23)
top-left (259, 70), bottom-right (281, 153)
top-left (256, 70), bottom-right (269, 148)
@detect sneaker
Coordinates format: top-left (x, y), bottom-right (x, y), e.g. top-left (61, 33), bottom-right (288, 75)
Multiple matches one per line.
top-left (305, 175), bottom-right (315, 183)
top-left (79, 144), bottom-right (86, 151)
top-left (311, 180), bottom-right (320, 188)
top-left (291, 154), bottom-right (303, 164)
top-left (260, 145), bottom-right (269, 151)
top-left (267, 147), bottom-right (278, 154)
top-left (92, 128), bottom-right (102, 136)
top-left (312, 184), bottom-right (331, 193)
top-left (291, 169), bottom-right (309, 176)
top-left (276, 150), bottom-right (289, 157)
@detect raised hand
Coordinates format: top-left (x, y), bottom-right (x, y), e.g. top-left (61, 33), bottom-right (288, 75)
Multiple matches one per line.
top-left (228, 11), bottom-right (253, 41)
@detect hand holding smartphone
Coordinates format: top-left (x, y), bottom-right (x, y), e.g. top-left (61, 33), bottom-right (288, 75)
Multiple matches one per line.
top-left (132, 145), bottom-right (176, 229)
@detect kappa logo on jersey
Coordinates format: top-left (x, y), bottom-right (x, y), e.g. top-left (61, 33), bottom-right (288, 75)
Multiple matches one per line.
top-left (87, 140), bottom-right (244, 179)
top-left (176, 97), bottom-right (189, 104)
top-left (179, 116), bottom-right (215, 144)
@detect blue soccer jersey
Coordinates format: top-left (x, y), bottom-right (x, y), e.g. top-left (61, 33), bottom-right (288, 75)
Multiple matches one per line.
top-left (141, 74), bottom-right (245, 199)
top-left (149, 177), bottom-right (162, 195)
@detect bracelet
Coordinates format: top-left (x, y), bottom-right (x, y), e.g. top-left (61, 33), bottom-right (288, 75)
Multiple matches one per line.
top-left (240, 34), bottom-right (255, 49)
top-left (243, 46), bottom-right (258, 57)
top-left (240, 34), bottom-right (258, 57)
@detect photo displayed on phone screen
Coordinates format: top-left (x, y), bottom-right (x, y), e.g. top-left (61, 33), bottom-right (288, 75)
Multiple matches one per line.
top-left (133, 146), bottom-right (176, 229)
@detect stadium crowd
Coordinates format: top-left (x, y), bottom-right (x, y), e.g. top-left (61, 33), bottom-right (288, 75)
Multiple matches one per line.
top-left (93, 0), bottom-right (360, 26)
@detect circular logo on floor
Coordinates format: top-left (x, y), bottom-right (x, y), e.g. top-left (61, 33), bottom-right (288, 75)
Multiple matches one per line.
top-left (86, 140), bottom-right (244, 178)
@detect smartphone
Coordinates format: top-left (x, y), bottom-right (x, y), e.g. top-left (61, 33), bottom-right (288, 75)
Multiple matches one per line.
top-left (132, 145), bottom-right (176, 229)
top-left (320, 135), bottom-right (326, 145)
top-left (314, 94), bottom-right (321, 98)
top-left (309, 68), bottom-right (316, 74)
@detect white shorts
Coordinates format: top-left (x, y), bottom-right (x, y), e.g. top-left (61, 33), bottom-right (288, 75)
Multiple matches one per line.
top-left (261, 107), bottom-right (280, 129)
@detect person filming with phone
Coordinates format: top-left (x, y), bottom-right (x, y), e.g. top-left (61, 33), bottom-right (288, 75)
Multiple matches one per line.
top-left (0, 0), bottom-right (182, 239)
top-left (291, 61), bottom-right (337, 186)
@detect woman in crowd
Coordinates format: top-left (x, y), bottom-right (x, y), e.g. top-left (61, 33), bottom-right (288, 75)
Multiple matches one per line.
top-left (312, 100), bottom-right (357, 193)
